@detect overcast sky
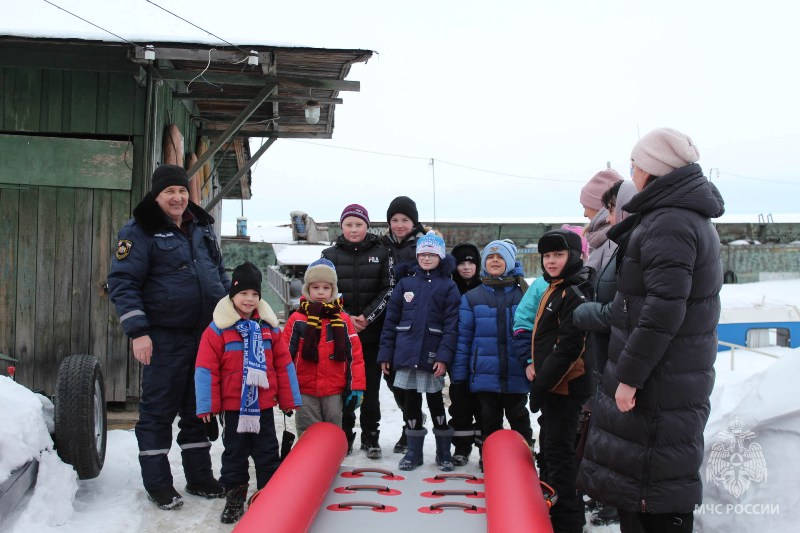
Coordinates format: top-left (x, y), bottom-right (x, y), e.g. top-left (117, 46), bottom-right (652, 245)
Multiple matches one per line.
top-left (6, 0), bottom-right (800, 227)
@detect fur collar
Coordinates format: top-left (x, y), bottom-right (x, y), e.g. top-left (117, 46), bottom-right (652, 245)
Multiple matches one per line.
top-left (212, 296), bottom-right (278, 329)
top-left (132, 192), bottom-right (215, 234)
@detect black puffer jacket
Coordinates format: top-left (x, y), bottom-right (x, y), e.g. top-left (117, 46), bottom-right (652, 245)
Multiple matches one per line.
top-left (578, 163), bottom-right (724, 514)
top-left (380, 223), bottom-right (427, 278)
top-left (322, 232), bottom-right (392, 340)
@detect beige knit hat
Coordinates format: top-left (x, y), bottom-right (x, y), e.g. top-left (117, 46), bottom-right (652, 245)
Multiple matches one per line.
top-left (631, 127), bottom-right (700, 177)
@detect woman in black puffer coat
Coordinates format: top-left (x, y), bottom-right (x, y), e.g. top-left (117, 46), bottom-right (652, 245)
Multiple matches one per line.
top-left (577, 128), bottom-right (725, 533)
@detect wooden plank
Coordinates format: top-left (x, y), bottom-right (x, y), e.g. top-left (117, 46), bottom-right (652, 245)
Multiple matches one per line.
top-left (89, 190), bottom-right (111, 397)
top-left (70, 189), bottom-right (93, 356)
top-left (0, 42), bottom-right (140, 75)
top-left (69, 71), bottom-right (98, 133)
top-left (156, 69), bottom-right (361, 91)
top-left (35, 187), bottom-right (58, 395)
top-left (44, 70), bottom-right (64, 132)
top-left (10, 67), bottom-right (42, 131)
top-left (133, 46), bottom-right (272, 66)
top-left (108, 73), bottom-right (135, 135)
top-left (53, 188), bottom-right (76, 370)
top-left (232, 138), bottom-right (251, 199)
top-left (175, 94), bottom-right (344, 105)
top-left (60, 71), bottom-right (72, 131)
top-left (14, 186), bottom-right (38, 388)
top-left (0, 189), bottom-right (19, 368)
top-left (0, 134), bottom-right (132, 190)
top-left (0, 68), bottom-right (5, 130)
top-left (95, 73), bottom-right (110, 135)
top-left (107, 190), bottom-right (133, 402)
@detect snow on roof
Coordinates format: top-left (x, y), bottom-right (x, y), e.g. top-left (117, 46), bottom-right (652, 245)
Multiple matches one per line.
top-left (272, 243), bottom-right (328, 265)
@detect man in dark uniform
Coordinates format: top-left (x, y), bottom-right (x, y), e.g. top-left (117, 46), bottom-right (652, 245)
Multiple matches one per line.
top-left (108, 164), bottom-right (230, 510)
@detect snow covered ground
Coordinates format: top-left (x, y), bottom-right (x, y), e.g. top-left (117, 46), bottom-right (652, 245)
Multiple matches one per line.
top-left (2, 280), bottom-right (800, 532)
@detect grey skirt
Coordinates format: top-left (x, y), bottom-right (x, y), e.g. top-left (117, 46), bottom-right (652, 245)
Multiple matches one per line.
top-left (393, 368), bottom-right (445, 393)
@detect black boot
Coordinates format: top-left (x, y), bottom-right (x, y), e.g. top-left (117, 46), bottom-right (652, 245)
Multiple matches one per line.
top-left (393, 432), bottom-right (408, 454)
top-left (399, 428), bottom-right (426, 471)
top-left (361, 430), bottom-right (382, 459)
top-left (346, 431), bottom-right (356, 456)
top-left (433, 427), bottom-right (454, 472)
top-left (220, 485), bottom-right (248, 524)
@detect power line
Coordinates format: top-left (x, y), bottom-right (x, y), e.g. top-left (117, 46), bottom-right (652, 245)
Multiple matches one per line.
top-left (721, 171), bottom-right (800, 186)
top-left (290, 139), bottom-right (429, 161)
top-left (289, 140), bottom-right (582, 183)
top-left (43, 0), bottom-right (142, 46)
top-left (145, 0), bottom-right (249, 56)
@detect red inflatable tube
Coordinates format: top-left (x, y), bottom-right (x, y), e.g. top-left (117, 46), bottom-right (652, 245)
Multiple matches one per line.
top-left (483, 429), bottom-right (553, 533)
top-left (233, 422), bottom-right (347, 533)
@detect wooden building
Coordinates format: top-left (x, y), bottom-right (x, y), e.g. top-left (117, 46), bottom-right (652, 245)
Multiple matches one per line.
top-left (0, 35), bottom-right (371, 401)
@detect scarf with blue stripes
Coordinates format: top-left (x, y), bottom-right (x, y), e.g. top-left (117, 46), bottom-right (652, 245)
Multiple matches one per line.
top-left (235, 319), bottom-right (269, 433)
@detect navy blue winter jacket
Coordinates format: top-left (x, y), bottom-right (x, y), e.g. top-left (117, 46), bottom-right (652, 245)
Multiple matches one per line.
top-left (377, 256), bottom-right (460, 372)
top-left (452, 268), bottom-right (528, 394)
top-left (107, 194), bottom-right (230, 338)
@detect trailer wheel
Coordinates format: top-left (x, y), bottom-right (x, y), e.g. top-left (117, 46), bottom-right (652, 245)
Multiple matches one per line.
top-left (54, 354), bottom-right (107, 480)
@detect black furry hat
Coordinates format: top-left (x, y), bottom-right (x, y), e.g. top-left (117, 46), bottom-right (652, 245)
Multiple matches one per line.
top-left (386, 196), bottom-right (419, 225)
top-left (151, 164), bottom-right (190, 197)
top-left (538, 229), bottom-right (584, 280)
top-left (229, 262), bottom-right (262, 298)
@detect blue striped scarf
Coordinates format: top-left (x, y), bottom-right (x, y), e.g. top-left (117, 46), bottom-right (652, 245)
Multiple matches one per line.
top-left (235, 319), bottom-right (269, 433)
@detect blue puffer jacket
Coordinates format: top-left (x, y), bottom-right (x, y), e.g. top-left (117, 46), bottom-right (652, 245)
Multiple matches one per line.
top-left (452, 269), bottom-right (528, 394)
top-left (377, 256), bottom-right (460, 372)
top-left (108, 194), bottom-right (230, 338)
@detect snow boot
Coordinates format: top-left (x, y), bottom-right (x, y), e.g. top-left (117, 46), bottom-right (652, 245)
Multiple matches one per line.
top-left (186, 477), bottom-right (225, 499)
top-left (147, 486), bottom-right (184, 510)
top-left (393, 432), bottom-right (408, 454)
top-left (591, 505), bottom-right (620, 526)
top-left (399, 428), bottom-right (427, 471)
top-left (220, 484), bottom-right (248, 524)
top-left (433, 426), bottom-right (455, 472)
top-left (361, 430), bottom-right (382, 459)
top-left (452, 443), bottom-right (472, 467)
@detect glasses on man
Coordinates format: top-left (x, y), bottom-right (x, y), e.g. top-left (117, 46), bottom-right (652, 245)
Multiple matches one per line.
top-left (418, 253), bottom-right (439, 259)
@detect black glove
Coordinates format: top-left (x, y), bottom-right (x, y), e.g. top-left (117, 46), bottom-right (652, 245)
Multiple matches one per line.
top-left (205, 415), bottom-right (219, 441)
top-left (529, 384), bottom-right (546, 414)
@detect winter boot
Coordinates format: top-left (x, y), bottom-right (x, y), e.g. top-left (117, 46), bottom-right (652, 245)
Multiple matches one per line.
top-left (393, 432), bottom-right (408, 454)
top-left (398, 428), bottom-right (427, 471)
top-left (346, 431), bottom-right (356, 456)
top-left (452, 443), bottom-right (472, 467)
top-left (220, 484), bottom-right (248, 524)
top-left (591, 505), bottom-right (620, 526)
top-left (186, 477), bottom-right (225, 499)
top-left (433, 426), bottom-right (455, 472)
top-left (361, 430), bottom-right (382, 459)
top-left (147, 486), bottom-right (184, 510)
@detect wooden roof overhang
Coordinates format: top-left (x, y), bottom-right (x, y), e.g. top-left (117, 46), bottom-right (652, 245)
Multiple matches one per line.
top-left (0, 35), bottom-right (372, 206)
top-left (128, 42), bottom-right (373, 208)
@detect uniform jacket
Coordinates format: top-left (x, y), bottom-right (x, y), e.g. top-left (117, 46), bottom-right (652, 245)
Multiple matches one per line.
top-left (284, 304), bottom-right (367, 397)
top-left (530, 267), bottom-right (593, 399)
top-left (377, 256), bottom-right (460, 372)
top-left (321, 232), bottom-right (392, 341)
top-left (195, 298), bottom-right (302, 414)
top-left (108, 194), bottom-right (229, 338)
top-left (452, 268), bottom-right (529, 394)
top-left (578, 163), bottom-right (725, 514)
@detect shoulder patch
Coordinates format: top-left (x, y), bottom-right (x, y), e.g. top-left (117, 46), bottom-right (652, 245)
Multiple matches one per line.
top-left (116, 239), bottom-right (133, 260)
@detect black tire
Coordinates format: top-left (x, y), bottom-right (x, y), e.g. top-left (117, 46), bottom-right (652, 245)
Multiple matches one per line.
top-left (54, 354), bottom-right (107, 480)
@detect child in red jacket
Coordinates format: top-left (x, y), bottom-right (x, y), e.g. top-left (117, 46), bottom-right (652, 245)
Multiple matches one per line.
top-left (195, 262), bottom-right (301, 524)
top-left (284, 258), bottom-right (366, 438)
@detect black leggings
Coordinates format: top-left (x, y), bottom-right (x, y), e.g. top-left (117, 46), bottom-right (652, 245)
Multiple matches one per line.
top-left (398, 388), bottom-right (447, 430)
